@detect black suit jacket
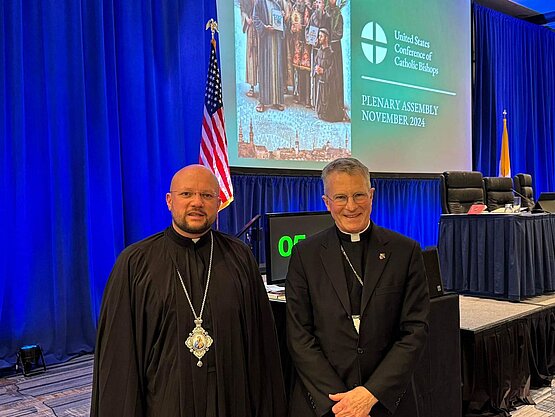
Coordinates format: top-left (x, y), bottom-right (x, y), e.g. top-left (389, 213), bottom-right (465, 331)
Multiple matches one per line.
top-left (285, 223), bottom-right (429, 417)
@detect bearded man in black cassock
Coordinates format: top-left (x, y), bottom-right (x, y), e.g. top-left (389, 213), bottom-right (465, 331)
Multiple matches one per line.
top-left (91, 165), bottom-right (287, 417)
top-left (314, 28), bottom-right (344, 122)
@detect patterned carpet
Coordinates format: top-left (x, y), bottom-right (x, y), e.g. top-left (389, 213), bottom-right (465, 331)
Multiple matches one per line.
top-left (513, 381), bottom-right (555, 417)
top-left (0, 355), bottom-right (92, 417)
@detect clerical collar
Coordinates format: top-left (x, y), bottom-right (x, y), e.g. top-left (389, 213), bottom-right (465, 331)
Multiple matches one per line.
top-left (166, 225), bottom-right (211, 248)
top-left (336, 221), bottom-right (372, 242)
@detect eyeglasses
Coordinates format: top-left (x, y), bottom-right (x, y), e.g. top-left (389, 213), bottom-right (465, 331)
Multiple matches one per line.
top-left (325, 192), bottom-right (370, 206)
top-left (170, 191), bottom-right (219, 202)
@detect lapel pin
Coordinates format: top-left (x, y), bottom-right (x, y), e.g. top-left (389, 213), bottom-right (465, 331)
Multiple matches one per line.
top-left (379, 253), bottom-right (386, 260)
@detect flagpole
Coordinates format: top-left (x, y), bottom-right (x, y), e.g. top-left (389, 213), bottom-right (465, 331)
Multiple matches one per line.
top-left (499, 109), bottom-right (511, 177)
top-left (206, 18), bottom-right (218, 45)
top-left (208, 17), bottom-right (219, 232)
top-left (199, 18), bottom-right (234, 221)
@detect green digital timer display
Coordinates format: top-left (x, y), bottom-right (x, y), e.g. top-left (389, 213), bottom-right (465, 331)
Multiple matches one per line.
top-left (277, 234), bottom-right (306, 257)
top-left (265, 211), bottom-right (334, 285)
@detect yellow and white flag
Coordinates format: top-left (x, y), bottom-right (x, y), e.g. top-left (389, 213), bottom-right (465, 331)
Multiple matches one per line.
top-left (499, 110), bottom-right (511, 177)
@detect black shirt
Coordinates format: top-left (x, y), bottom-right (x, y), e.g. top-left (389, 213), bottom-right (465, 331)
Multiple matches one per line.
top-left (336, 223), bottom-right (372, 316)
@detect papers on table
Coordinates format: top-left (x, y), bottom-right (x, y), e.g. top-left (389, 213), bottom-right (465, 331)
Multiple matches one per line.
top-left (265, 284), bottom-right (286, 301)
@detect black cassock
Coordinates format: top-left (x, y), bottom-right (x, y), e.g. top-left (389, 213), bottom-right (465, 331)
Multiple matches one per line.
top-left (91, 227), bottom-right (286, 417)
top-left (314, 45), bottom-right (344, 122)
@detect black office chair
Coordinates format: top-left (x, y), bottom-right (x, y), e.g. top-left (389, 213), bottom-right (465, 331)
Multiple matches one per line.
top-left (440, 171), bottom-right (485, 214)
top-left (483, 177), bottom-right (514, 211)
top-left (513, 173), bottom-right (534, 209)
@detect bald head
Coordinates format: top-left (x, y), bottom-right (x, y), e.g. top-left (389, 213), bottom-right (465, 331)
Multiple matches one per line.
top-left (166, 165), bottom-right (221, 238)
top-left (169, 164), bottom-right (220, 194)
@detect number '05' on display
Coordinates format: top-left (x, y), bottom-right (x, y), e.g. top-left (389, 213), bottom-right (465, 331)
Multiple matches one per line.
top-left (277, 235), bottom-right (306, 257)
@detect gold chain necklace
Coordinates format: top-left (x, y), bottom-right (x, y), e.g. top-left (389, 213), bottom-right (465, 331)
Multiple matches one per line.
top-left (176, 231), bottom-right (214, 367)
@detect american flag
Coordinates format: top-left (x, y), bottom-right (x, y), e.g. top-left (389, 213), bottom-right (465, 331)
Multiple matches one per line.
top-left (199, 38), bottom-right (233, 210)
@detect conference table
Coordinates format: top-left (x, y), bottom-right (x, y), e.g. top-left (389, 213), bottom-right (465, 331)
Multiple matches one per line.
top-left (438, 212), bottom-right (555, 301)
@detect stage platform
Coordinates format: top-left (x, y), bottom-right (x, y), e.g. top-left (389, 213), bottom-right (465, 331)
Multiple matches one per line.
top-left (459, 293), bottom-right (555, 417)
top-left (460, 295), bottom-right (544, 332)
top-left (522, 293), bottom-right (555, 308)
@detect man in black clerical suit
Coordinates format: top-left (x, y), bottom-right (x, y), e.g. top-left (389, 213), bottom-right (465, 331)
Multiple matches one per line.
top-left (91, 165), bottom-right (286, 417)
top-left (286, 158), bottom-right (429, 417)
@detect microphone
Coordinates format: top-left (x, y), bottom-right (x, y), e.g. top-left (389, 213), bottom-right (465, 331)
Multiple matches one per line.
top-left (511, 188), bottom-right (535, 211)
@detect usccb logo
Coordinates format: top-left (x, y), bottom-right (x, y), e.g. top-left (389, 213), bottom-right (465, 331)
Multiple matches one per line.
top-left (361, 22), bottom-right (388, 64)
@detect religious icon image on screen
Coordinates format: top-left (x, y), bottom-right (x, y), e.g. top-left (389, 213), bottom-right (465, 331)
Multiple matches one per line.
top-left (233, 0), bottom-right (352, 163)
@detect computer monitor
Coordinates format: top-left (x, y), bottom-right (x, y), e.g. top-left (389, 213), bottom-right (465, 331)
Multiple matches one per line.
top-left (422, 247), bottom-right (445, 299)
top-left (534, 192), bottom-right (555, 213)
top-left (265, 211), bottom-right (334, 285)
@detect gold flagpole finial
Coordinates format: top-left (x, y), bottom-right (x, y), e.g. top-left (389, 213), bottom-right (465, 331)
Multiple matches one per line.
top-left (206, 19), bottom-right (219, 42)
top-left (503, 109), bottom-right (507, 119)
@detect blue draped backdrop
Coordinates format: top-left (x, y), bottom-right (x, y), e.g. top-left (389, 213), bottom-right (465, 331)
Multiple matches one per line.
top-left (0, 2), bottom-right (554, 367)
top-left (218, 175), bottom-right (441, 264)
top-left (0, 0), bottom-right (218, 367)
top-left (473, 4), bottom-right (555, 193)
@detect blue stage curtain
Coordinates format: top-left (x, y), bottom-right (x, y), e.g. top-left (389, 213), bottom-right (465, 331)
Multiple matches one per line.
top-left (217, 174), bottom-right (327, 263)
top-left (0, 0), bottom-right (217, 367)
top-left (473, 4), bottom-right (555, 193)
top-left (218, 175), bottom-right (441, 263)
top-left (371, 178), bottom-right (441, 250)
